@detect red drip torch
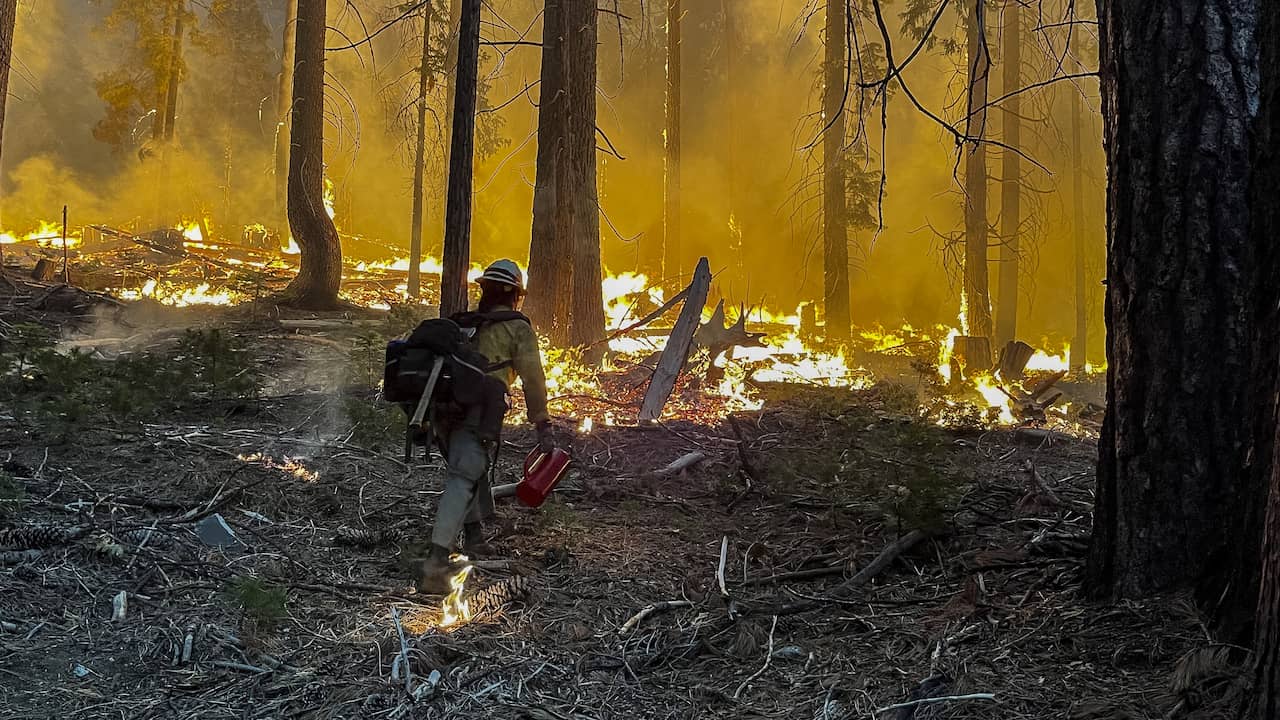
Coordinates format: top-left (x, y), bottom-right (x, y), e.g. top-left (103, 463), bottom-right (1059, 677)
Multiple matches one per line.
top-left (517, 448), bottom-right (571, 508)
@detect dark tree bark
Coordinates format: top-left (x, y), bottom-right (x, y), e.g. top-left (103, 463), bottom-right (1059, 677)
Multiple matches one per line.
top-left (1069, 55), bottom-right (1087, 373)
top-left (440, 0), bottom-right (482, 318)
top-left (525, 0), bottom-right (571, 337)
top-left (994, 0), bottom-right (1020, 347)
top-left (274, 0), bottom-right (299, 230)
top-left (152, 0), bottom-right (177, 141)
top-left (1085, 0), bottom-right (1263, 633)
top-left (161, 3), bottom-right (184, 142)
top-left (724, 0), bottom-right (741, 278)
top-left (408, 4), bottom-right (432, 299)
top-left (822, 0), bottom-right (851, 343)
top-left (1252, 0), bottom-right (1280, 711)
top-left (442, 0), bottom-right (462, 167)
top-left (526, 0), bottom-right (604, 348)
top-left (962, 0), bottom-right (992, 341)
top-left (0, 0), bottom-right (16, 271)
top-left (564, 0), bottom-right (604, 349)
top-left (663, 0), bottom-right (682, 281)
top-left (279, 0), bottom-right (342, 309)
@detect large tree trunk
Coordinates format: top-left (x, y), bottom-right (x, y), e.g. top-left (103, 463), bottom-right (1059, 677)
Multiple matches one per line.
top-left (822, 0), bottom-right (851, 343)
top-left (274, 0), bottom-right (299, 231)
top-left (153, 1), bottom-right (185, 229)
top-left (565, 0), bottom-right (604, 349)
top-left (1069, 56), bottom-right (1088, 373)
top-left (1252, 2), bottom-right (1280, 710)
top-left (526, 0), bottom-right (603, 348)
top-left (442, 0), bottom-right (462, 168)
top-left (408, 4), bottom-right (432, 299)
top-left (1085, 0), bottom-right (1262, 634)
top-left (662, 0), bottom-right (682, 282)
top-left (162, 4), bottom-right (184, 142)
top-left (0, 0), bottom-right (17, 271)
top-left (440, 0), bottom-right (482, 318)
top-left (962, 0), bottom-right (992, 340)
top-left (994, 0), bottom-right (1020, 348)
top-left (153, 0), bottom-right (177, 141)
top-left (724, 0), bottom-right (741, 279)
top-left (525, 0), bottom-right (571, 339)
top-left (280, 0), bottom-right (342, 309)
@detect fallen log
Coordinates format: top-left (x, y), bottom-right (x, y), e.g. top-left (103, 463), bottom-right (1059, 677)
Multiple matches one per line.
top-left (638, 257), bottom-right (712, 423)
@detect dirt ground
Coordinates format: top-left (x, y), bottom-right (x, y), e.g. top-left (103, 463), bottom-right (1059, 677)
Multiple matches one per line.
top-left (0, 289), bottom-right (1213, 720)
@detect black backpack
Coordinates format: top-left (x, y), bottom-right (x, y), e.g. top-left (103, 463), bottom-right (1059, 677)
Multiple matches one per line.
top-left (384, 311), bottom-right (529, 459)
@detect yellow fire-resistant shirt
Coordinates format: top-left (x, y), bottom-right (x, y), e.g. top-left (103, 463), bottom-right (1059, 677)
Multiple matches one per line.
top-left (471, 306), bottom-right (551, 424)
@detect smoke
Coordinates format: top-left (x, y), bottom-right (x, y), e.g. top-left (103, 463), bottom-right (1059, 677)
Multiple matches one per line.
top-left (2, 0), bottom-right (1107, 359)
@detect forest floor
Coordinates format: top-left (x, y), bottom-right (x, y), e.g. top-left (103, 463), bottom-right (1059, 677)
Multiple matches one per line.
top-left (0, 278), bottom-right (1215, 720)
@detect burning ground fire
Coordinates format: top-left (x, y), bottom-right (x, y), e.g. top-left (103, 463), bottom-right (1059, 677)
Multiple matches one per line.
top-left (439, 558), bottom-right (473, 628)
top-left (1, 217), bottom-right (1100, 432)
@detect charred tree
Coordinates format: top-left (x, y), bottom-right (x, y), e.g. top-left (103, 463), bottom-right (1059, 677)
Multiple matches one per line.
top-left (0, 0), bottom-right (15, 271)
top-left (1085, 0), bottom-right (1263, 636)
top-left (408, 4), bottom-right (432, 299)
top-left (962, 0), bottom-right (992, 341)
top-left (1253, 0), bottom-right (1280, 710)
top-left (822, 0), bottom-right (851, 343)
top-left (1069, 56), bottom-right (1088, 373)
top-left (526, 0), bottom-right (571, 337)
top-left (274, 0), bottom-right (299, 229)
top-left (440, 0), bottom-right (482, 318)
top-left (279, 0), bottom-right (342, 309)
top-left (663, 0), bottom-right (682, 282)
top-left (994, 0), bottom-right (1020, 347)
top-left (564, 0), bottom-right (605, 349)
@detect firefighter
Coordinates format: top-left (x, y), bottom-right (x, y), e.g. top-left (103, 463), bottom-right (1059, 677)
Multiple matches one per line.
top-left (412, 259), bottom-right (554, 594)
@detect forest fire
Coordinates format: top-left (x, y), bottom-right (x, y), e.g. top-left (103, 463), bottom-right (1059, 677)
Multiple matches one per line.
top-left (0, 222), bottom-right (1095, 430)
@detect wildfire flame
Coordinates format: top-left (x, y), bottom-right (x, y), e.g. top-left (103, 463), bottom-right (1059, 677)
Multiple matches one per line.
top-left (2, 209), bottom-right (1100, 430)
top-left (235, 452), bottom-right (321, 482)
top-left (439, 556), bottom-right (473, 628)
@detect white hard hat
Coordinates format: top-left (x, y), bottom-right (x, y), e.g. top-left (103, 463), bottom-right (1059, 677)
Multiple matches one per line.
top-left (478, 259), bottom-right (525, 292)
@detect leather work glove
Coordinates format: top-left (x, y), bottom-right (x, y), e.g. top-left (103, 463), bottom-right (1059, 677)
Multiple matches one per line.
top-left (535, 420), bottom-right (556, 454)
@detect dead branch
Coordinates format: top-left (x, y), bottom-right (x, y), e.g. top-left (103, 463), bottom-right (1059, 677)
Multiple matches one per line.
top-left (755, 529), bottom-right (931, 616)
top-left (650, 451), bottom-right (707, 479)
top-left (875, 692), bottom-right (997, 715)
top-left (618, 600), bottom-right (694, 636)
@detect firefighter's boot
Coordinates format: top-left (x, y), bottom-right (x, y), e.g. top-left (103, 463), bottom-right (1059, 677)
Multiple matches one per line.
top-left (411, 543), bottom-right (457, 595)
top-left (462, 522), bottom-right (496, 557)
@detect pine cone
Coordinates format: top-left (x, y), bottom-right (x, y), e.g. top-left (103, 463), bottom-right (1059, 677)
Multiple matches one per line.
top-left (468, 575), bottom-right (533, 616)
top-left (120, 528), bottom-right (174, 549)
top-left (334, 527), bottom-right (400, 548)
top-left (0, 525), bottom-right (76, 549)
top-left (91, 532), bottom-right (126, 560)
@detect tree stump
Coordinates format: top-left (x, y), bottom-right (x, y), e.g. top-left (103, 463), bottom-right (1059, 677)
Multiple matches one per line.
top-left (952, 335), bottom-right (993, 376)
top-left (31, 259), bottom-right (56, 282)
top-left (997, 340), bottom-right (1036, 381)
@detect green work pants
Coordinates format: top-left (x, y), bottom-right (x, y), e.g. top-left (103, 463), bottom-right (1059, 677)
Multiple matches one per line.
top-left (430, 423), bottom-right (494, 549)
